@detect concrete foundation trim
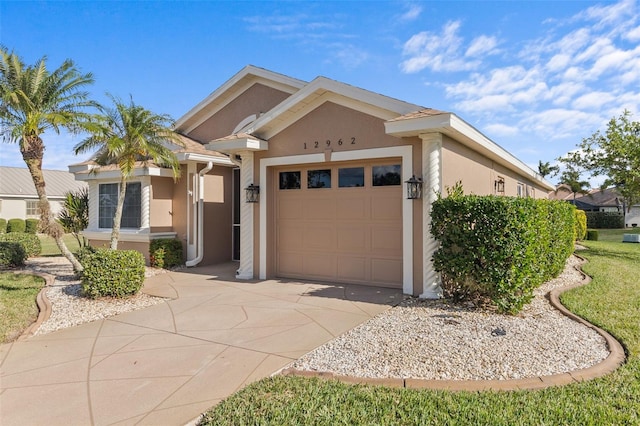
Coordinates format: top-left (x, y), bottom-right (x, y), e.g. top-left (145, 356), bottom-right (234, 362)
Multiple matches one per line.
top-left (15, 270), bottom-right (55, 341)
top-left (279, 255), bottom-right (626, 391)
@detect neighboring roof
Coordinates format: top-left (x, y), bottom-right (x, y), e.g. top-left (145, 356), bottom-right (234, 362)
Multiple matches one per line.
top-left (0, 166), bottom-right (87, 197)
top-left (558, 187), bottom-right (624, 207)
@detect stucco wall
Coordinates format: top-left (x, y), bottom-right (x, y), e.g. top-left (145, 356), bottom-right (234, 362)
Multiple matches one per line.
top-left (189, 83), bottom-right (291, 142)
top-left (0, 198), bottom-right (65, 220)
top-left (150, 176), bottom-right (174, 228)
top-left (202, 166), bottom-right (233, 265)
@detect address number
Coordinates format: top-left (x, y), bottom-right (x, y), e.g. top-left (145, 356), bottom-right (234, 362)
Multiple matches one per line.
top-left (304, 137), bottom-right (356, 149)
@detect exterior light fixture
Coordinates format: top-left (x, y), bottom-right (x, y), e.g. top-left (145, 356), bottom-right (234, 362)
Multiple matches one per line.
top-left (245, 183), bottom-right (260, 203)
top-left (405, 175), bottom-right (423, 199)
top-left (495, 177), bottom-right (505, 194)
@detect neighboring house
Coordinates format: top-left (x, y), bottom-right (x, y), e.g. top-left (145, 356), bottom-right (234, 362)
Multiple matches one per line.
top-left (0, 166), bottom-right (87, 221)
top-left (551, 185), bottom-right (640, 227)
top-left (71, 65), bottom-right (554, 297)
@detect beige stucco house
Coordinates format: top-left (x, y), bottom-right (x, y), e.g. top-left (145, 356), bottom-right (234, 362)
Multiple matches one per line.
top-left (71, 65), bottom-right (554, 297)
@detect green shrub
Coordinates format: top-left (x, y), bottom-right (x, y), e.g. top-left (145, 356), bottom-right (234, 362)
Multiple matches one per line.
top-left (0, 218), bottom-right (6, 234)
top-left (81, 249), bottom-right (145, 298)
top-left (574, 210), bottom-right (587, 241)
top-left (430, 196), bottom-right (575, 314)
top-left (586, 229), bottom-right (599, 241)
top-left (0, 241), bottom-right (27, 268)
top-left (74, 245), bottom-right (96, 263)
top-left (585, 211), bottom-right (625, 228)
top-left (0, 232), bottom-right (42, 257)
top-left (6, 219), bottom-right (25, 233)
top-left (25, 218), bottom-right (40, 234)
top-left (149, 238), bottom-right (183, 269)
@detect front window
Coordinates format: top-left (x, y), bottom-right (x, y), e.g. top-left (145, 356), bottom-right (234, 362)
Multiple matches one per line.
top-left (99, 182), bottom-right (141, 228)
top-left (372, 164), bottom-right (401, 186)
top-left (26, 200), bottom-right (40, 217)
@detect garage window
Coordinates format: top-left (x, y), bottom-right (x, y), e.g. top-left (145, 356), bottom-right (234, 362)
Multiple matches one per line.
top-left (338, 167), bottom-right (364, 187)
top-left (279, 171), bottom-right (301, 190)
top-left (372, 165), bottom-right (401, 186)
top-left (308, 169), bottom-right (331, 189)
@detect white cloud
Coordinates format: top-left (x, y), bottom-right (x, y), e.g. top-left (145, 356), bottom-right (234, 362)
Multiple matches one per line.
top-left (399, 3), bottom-right (422, 21)
top-left (626, 25), bottom-right (640, 41)
top-left (401, 21), bottom-right (482, 73)
top-left (572, 91), bottom-right (616, 110)
top-left (484, 123), bottom-right (519, 136)
top-left (465, 35), bottom-right (499, 57)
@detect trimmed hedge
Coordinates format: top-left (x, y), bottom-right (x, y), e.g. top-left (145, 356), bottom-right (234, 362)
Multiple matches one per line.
top-left (586, 229), bottom-right (599, 241)
top-left (430, 196), bottom-right (575, 314)
top-left (149, 238), bottom-right (183, 269)
top-left (7, 218), bottom-right (25, 233)
top-left (0, 241), bottom-right (27, 268)
top-left (585, 211), bottom-right (624, 229)
top-left (0, 218), bottom-right (6, 234)
top-left (0, 232), bottom-right (41, 257)
top-left (574, 209), bottom-right (587, 241)
top-left (81, 249), bottom-right (145, 298)
top-left (25, 218), bottom-right (40, 234)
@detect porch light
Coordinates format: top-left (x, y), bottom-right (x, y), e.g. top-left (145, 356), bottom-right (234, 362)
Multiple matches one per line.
top-left (405, 175), bottom-right (423, 199)
top-left (245, 183), bottom-right (260, 203)
top-left (495, 177), bottom-right (505, 194)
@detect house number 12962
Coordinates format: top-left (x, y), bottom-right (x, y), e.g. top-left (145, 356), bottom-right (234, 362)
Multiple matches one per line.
top-left (304, 137), bottom-right (356, 149)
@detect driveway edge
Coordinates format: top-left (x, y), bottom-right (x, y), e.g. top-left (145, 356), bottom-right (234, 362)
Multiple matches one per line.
top-left (280, 254), bottom-right (627, 391)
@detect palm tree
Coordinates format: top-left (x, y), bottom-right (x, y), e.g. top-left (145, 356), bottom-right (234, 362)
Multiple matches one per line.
top-left (58, 188), bottom-right (89, 248)
top-left (74, 96), bottom-right (183, 249)
top-left (558, 167), bottom-right (590, 201)
top-left (0, 48), bottom-right (97, 272)
top-left (537, 160), bottom-right (559, 179)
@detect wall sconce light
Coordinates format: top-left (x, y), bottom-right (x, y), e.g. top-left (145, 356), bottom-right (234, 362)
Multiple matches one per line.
top-left (245, 183), bottom-right (260, 203)
top-left (405, 175), bottom-right (423, 199)
top-left (495, 177), bottom-right (505, 194)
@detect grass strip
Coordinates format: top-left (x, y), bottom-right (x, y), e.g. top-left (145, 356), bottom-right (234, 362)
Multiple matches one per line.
top-left (0, 272), bottom-right (45, 343)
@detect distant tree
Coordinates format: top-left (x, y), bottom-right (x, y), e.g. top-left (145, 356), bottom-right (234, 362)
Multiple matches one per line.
top-left (537, 160), bottom-right (559, 179)
top-left (557, 164), bottom-right (590, 201)
top-left (58, 188), bottom-right (89, 248)
top-left (0, 47), bottom-right (97, 272)
top-left (74, 96), bottom-right (183, 249)
top-left (561, 110), bottom-right (640, 210)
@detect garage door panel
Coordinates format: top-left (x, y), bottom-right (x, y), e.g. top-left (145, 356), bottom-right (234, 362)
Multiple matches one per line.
top-left (278, 252), bottom-right (304, 276)
top-left (336, 197), bottom-right (368, 220)
top-left (278, 198), bottom-right (303, 220)
top-left (304, 197), bottom-right (335, 220)
top-left (337, 256), bottom-right (368, 282)
top-left (371, 196), bottom-right (402, 220)
top-left (278, 224), bottom-right (303, 249)
top-left (371, 258), bottom-right (403, 285)
top-left (304, 226), bottom-right (335, 250)
top-left (304, 254), bottom-right (337, 278)
top-left (336, 225), bottom-right (368, 251)
top-left (371, 226), bottom-right (403, 253)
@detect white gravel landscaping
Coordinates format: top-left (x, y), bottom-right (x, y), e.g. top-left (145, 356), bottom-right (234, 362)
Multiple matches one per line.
top-left (290, 255), bottom-right (610, 380)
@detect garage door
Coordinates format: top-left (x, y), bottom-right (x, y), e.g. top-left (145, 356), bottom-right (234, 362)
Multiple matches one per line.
top-left (275, 161), bottom-right (403, 288)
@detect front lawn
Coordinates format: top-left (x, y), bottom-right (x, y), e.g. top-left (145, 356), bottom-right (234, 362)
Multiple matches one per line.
top-left (38, 234), bottom-right (81, 256)
top-left (0, 272), bottom-right (45, 343)
top-left (199, 230), bottom-right (640, 425)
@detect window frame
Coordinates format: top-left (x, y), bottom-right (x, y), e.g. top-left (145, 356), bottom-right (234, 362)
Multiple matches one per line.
top-left (25, 200), bottom-right (40, 218)
top-left (98, 182), bottom-right (142, 229)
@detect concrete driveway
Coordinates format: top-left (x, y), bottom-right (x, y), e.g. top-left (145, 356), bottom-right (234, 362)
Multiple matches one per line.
top-left (0, 263), bottom-right (401, 425)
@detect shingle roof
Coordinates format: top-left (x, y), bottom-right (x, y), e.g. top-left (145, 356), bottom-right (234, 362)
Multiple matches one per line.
top-left (0, 167), bottom-right (87, 197)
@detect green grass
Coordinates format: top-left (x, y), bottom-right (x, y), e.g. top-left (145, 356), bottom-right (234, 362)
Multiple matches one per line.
top-left (38, 234), bottom-right (81, 256)
top-left (199, 230), bottom-right (640, 425)
top-left (588, 226), bottom-right (640, 243)
top-left (0, 272), bottom-right (45, 343)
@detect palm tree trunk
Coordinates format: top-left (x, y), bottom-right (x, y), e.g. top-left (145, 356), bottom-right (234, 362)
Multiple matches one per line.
top-left (21, 135), bottom-right (83, 272)
top-left (110, 177), bottom-right (127, 250)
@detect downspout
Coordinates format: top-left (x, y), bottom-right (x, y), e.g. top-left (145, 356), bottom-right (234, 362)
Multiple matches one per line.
top-left (186, 161), bottom-right (213, 267)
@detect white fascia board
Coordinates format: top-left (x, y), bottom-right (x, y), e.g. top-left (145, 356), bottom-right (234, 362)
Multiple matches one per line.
top-left (176, 152), bottom-right (235, 166)
top-left (73, 167), bottom-right (176, 181)
top-left (175, 66), bottom-right (306, 133)
top-left (205, 138), bottom-right (269, 153)
top-left (385, 113), bottom-right (555, 191)
top-left (250, 77), bottom-right (423, 138)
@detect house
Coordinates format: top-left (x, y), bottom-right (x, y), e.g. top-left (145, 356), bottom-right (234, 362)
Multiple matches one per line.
top-left (0, 166), bottom-right (87, 220)
top-left (551, 185), bottom-right (640, 227)
top-left (71, 65), bottom-right (554, 297)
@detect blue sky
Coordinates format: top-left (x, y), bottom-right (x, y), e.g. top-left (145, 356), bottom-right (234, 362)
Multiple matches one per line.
top-left (1, 0), bottom-right (639, 186)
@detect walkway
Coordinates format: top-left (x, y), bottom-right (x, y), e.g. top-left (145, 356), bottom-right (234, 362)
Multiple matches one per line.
top-left (0, 263), bottom-right (402, 425)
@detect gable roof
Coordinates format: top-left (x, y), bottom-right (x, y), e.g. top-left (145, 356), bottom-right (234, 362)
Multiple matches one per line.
top-left (0, 167), bottom-right (87, 198)
top-left (175, 65), bottom-right (306, 134)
